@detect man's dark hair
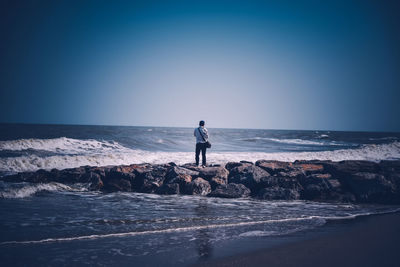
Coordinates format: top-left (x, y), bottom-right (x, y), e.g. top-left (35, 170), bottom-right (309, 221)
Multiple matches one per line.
top-left (199, 120), bottom-right (205, 126)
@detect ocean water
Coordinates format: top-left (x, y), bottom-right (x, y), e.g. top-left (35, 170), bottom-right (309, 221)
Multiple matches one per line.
top-left (1, 123), bottom-right (400, 176)
top-left (1, 123), bottom-right (400, 266)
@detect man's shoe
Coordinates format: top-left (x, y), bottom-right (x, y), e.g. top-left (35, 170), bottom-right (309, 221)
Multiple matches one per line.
top-left (201, 165), bottom-right (206, 168)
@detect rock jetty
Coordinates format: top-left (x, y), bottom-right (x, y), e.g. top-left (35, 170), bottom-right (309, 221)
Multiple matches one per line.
top-left (2, 160), bottom-right (400, 204)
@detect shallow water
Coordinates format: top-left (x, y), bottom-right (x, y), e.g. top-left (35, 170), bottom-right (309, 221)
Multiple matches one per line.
top-left (0, 189), bottom-right (399, 266)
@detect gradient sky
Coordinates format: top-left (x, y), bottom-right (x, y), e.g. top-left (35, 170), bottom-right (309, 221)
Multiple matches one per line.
top-left (1, 0), bottom-right (399, 131)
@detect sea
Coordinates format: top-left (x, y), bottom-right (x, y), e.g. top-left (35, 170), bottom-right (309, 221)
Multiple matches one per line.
top-left (1, 123), bottom-right (400, 266)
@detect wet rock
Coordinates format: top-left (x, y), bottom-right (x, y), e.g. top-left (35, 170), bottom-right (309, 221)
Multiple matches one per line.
top-left (187, 178), bottom-right (211, 195)
top-left (166, 166), bottom-right (199, 179)
top-left (293, 163), bottom-right (324, 175)
top-left (88, 172), bottom-right (104, 191)
top-left (323, 160), bottom-right (380, 177)
top-left (257, 187), bottom-right (300, 200)
top-left (2, 159), bottom-right (400, 204)
top-left (208, 183), bottom-right (250, 198)
top-left (156, 183), bottom-right (180, 195)
top-left (341, 172), bottom-right (397, 203)
top-left (225, 161), bottom-right (252, 171)
top-left (198, 166), bottom-right (229, 181)
top-left (256, 160), bottom-right (293, 175)
top-left (165, 173), bottom-right (192, 194)
top-left (228, 165), bottom-right (270, 193)
top-left (209, 177), bottom-right (227, 190)
top-left (100, 167), bottom-right (136, 192)
top-left (132, 164), bottom-right (168, 193)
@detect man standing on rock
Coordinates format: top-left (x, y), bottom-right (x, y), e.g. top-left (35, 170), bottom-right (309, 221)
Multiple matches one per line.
top-left (194, 120), bottom-right (209, 167)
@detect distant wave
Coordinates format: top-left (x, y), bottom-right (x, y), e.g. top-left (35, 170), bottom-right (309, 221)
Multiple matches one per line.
top-left (0, 139), bottom-right (399, 175)
top-left (0, 182), bottom-right (88, 198)
top-left (238, 137), bottom-right (345, 146)
top-left (0, 137), bottom-right (128, 154)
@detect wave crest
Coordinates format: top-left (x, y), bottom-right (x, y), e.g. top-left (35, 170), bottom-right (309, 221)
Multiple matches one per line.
top-left (0, 182), bottom-right (88, 198)
top-left (0, 137), bottom-right (128, 154)
top-left (0, 141), bottom-right (399, 175)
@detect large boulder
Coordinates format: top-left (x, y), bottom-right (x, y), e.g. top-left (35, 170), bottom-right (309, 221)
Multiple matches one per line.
top-left (257, 187), bottom-right (300, 200)
top-left (228, 165), bottom-right (271, 194)
top-left (208, 183), bottom-right (250, 198)
top-left (225, 161), bottom-right (253, 171)
top-left (166, 166), bottom-right (199, 179)
top-left (100, 166), bottom-right (136, 192)
top-left (132, 164), bottom-right (168, 193)
top-left (323, 160), bottom-right (380, 177)
top-left (86, 172), bottom-right (104, 191)
top-left (255, 160), bottom-right (293, 175)
top-left (209, 177), bottom-right (227, 190)
top-left (165, 173), bottom-right (192, 194)
top-left (198, 166), bottom-right (229, 182)
top-left (341, 172), bottom-right (397, 203)
top-left (187, 178), bottom-right (211, 195)
top-left (156, 183), bottom-right (180, 195)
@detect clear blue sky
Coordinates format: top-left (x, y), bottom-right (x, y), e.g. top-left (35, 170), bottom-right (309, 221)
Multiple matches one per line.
top-left (1, 0), bottom-right (399, 132)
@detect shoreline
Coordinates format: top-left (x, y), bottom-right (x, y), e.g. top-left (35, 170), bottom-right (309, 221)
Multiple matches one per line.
top-left (193, 211), bottom-right (400, 267)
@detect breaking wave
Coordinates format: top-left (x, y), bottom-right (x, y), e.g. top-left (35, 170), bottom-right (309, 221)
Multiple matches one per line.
top-left (238, 137), bottom-right (346, 146)
top-left (0, 139), bottom-right (399, 175)
top-left (0, 137), bottom-right (127, 154)
top-left (0, 182), bottom-right (88, 198)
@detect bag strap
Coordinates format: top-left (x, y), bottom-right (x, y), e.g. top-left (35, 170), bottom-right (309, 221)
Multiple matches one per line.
top-left (198, 127), bottom-right (207, 142)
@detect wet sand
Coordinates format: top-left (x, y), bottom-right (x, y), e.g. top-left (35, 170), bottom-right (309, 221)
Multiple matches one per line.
top-left (193, 212), bottom-right (400, 267)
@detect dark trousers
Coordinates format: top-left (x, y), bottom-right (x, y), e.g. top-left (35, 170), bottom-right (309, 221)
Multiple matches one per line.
top-left (195, 142), bottom-right (207, 166)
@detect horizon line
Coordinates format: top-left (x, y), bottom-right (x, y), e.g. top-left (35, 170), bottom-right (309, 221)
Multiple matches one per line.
top-left (1, 121), bottom-right (399, 134)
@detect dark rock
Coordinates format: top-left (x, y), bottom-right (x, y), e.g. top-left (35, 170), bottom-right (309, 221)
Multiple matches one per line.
top-left (208, 183), bottom-right (250, 198)
top-left (225, 161), bottom-right (252, 171)
top-left (166, 166), bottom-right (199, 179)
top-left (187, 178), bottom-right (211, 195)
top-left (228, 165), bottom-right (270, 193)
top-left (257, 187), bottom-right (300, 200)
top-left (323, 160), bottom-right (380, 176)
top-left (100, 167), bottom-right (136, 192)
top-left (341, 172), bottom-right (397, 203)
top-left (132, 164), bottom-right (168, 193)
top-left (380, 160), bottom-right (400, 176)
top-left (209, 177), bottom-right (227, 190)
top-left (87, 172), bottom-right (103, 191)
top-left (298, 172), bottom-right (344, 201)
top-left (156, 183), bottom-right (180, 195)
top-left (293, 163), bottom-right (324, 175)
top-left (256, 160), bottom-right (293, 175)
top-left (198, 166), bottom-right (229, 182)
top-left (2, 159), bottom-right (400, 204)
top-left (166, 173), bottom-right (192, 194)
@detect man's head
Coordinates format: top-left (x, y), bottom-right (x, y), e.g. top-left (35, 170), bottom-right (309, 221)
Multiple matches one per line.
top-left (199, 120), bottom-right (205, 127)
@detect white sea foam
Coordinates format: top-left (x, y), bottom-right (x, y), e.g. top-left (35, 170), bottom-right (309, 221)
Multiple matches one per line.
top-left (0, 216), bottom-right (322, 245)
top-left (0, 182), bottom-right (87, 198)
top-left (0, 137), bottom-right (127, 154)
top-left (4, 209), bottom-right (400, 245)
top-left (239, 137), bottom-right (343, 146)
top-left (264, 138), bottom-right (327, 146)
top-left (0, 138), bottom-right (399, 175)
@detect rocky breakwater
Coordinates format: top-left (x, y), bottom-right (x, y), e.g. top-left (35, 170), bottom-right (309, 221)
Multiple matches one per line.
top-left (2, 160), bottom-right (400, 204)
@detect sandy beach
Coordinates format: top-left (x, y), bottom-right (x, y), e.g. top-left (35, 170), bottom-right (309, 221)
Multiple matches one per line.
top-left (194, 212), bottom-right (400, 267)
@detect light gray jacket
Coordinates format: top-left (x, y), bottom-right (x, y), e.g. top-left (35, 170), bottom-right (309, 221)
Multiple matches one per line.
top-left (194, 127), bottom-right (209, 144)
